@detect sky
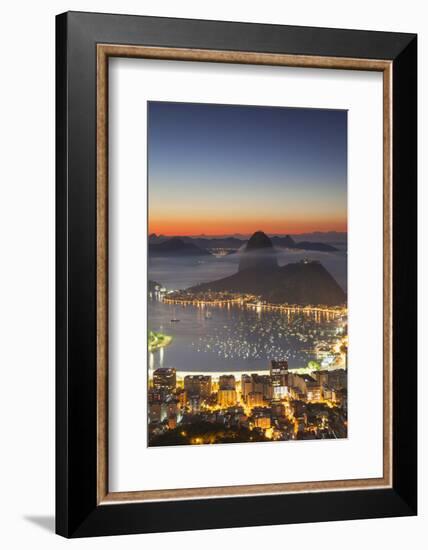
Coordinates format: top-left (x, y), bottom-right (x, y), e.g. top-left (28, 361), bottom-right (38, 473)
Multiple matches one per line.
top-left (148, 101), bottom-right (347, 236)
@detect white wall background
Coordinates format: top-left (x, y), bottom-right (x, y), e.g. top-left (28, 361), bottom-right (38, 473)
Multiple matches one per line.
top-left (0, 1), bottom-right (424, 548)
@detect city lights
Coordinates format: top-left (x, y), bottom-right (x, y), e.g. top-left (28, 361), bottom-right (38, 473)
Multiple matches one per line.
top-left (148, 357), bottom-right (347, 446)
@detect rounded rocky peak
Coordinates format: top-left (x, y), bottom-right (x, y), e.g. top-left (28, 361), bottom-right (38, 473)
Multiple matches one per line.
top-left (245, 231), bottom-right (273, 251)
top-left (239, 231), bottom-right (278, 272)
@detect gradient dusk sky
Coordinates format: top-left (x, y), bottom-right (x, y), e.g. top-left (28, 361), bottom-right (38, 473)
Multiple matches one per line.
top-left (148, 101), bottom-right (347, 236)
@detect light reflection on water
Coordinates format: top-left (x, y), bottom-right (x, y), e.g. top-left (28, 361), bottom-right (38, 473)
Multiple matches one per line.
top-left (148, 298), bottom-right (342, 372)
top-left (148, 250), bottom-right (346, 373)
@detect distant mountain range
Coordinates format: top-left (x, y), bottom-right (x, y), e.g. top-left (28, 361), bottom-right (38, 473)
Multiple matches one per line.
top-left (150, 231), bottom-right (347, 243)
top-left (149, 237), bottom-right (212, 257)
top-left (270, 235), bottom-right (338, 252)
top-left (189, 231), bottom-right (346, 306)
top-left (148, 233), bottom-right (340, 253)
top-left (149, 234), bottom-right (244, 250)
top-left (291, 231), bottom-right (347, 244)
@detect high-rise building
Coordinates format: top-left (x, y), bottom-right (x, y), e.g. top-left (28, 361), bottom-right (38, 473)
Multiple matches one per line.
top-left (288, 372), bottom-right (314, 395)
top-left (271, 359), bottom-right (288, 371)
top-left (153, 368), bottom-right (176, 392)
top-left (247, 391), bottom-right (264, 409)
top-left (188, 395), bottom-right (201, 413)
top-left (217, 389), bottom-right (237, 407)
top-left (184, 375), bottom-right (212, 398)
top-left (251, 374), bottom-right (273, 400)
top-left (325, 369), bottom-right (347, 390)
top-left (272, 384), bottom-right (289, 399)
top-left (219, 375), bottom-right (236, 390)
top-left (241, 374), bottom-right (253, 401)
top-left (162, 398), bottom-right (179, 420)
top-left (251, 374), bottom-right (263, 395)
top-left (270, 360), bottom-right (288, 387)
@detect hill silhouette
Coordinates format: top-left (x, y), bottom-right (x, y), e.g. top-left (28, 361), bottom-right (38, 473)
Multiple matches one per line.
top-left (238, 230), bottom-right (279, 272)
top-left (271, 234), bottom-right (337, 252)
top-left (149, 237), bottom-right (211, 257)
top-left (190, 231), bottom-right (345, 306)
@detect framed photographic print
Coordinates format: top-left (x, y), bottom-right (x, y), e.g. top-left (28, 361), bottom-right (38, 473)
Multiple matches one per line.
top-left (56, 11), bottom-right (417, 537)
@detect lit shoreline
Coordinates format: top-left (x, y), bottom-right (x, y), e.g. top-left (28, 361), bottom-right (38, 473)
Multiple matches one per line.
top-left (161, 294), bottom-right (346, 316)
top-left (148, 366), bottom-right (347, 382)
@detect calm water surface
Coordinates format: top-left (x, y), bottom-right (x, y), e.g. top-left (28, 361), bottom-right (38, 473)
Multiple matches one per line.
top-left (148, 248), bottom-right (347, 373)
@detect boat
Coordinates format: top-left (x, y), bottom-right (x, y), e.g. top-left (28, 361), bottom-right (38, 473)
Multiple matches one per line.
top-left (170, 307), bottom-right (180, 322)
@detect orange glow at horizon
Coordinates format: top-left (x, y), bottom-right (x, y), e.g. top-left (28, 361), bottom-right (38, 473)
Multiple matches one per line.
top-left (149, 217), bottom-right (347, 236)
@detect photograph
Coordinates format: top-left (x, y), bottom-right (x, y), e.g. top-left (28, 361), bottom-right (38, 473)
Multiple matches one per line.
top-left (0, 1), bottom-right (420, 545)
top-left (147, 101), bottom-right (348, 447)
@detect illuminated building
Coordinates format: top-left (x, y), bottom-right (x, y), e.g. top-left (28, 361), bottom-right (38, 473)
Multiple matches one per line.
top-left (271, 359), bottom-right (288, 370)
top-left (289, 386), bottom-right (304, 400)
top-left (176, 388), bottom-right (187, 408)
top-left (251, 375), bottom-right (263, 394)
top-left (247, 391), bottom-right (264, 409)
top-left (219, 375), bottom-right (236, 390)
top-left (271, 401), bottom-right (286, 418)
top-left (270, 360), bottom-right (288, 384)
top-left (312, 369), bottom-right (347, 391)
top-left (241, 374), bottom-right (253, 400)
top-left (184, 375), bottom-right (212, 398)
top-left (251, 374), bottom-right (273, 400)
top-left (153, 368), bottom-right (176, 392)
top-left (148, 401), bottom-right (161, 423)
top-left (287, 373), bottom-right (303, 392)
top-left (217, 389), bottom-right (237, 407)
top-left (322, 385), bottom-right (335, 401)
top-left (165, 399), bottom-right (179, 417)
top-left (288, 372), bottom-right (316, 394)
top-left (273, 384), bottom-right (289, 399)
top-left (167, 414), bottom-right (177, 430)
top-left (261, 376), bottom-right (273, 400)
top-left (253, 414), bottom-right (271, 430)
top-left (148, 388), bottom-right (162, 402)
top-left (188, 396), bottom-right (201, 413)
top-left (251, 407), bottom-right (272, 430)
top-left (313, 370), bottom-right (330, 387)
top-left (326, 369), bottom-right (347, 390)
top-left (307, 384), bottom-right (323, 402)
